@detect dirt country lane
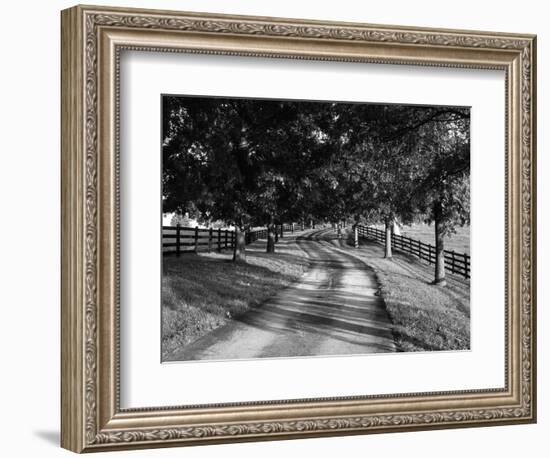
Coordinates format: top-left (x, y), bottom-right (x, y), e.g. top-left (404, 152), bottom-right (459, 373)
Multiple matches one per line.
top-left (166, 228), bottom-right (396, 361)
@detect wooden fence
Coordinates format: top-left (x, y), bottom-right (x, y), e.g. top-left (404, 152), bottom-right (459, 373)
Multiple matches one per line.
top-left (162, 223), bottom-right (300, 255)
top-left (357, 225), bottom-right (470, 279)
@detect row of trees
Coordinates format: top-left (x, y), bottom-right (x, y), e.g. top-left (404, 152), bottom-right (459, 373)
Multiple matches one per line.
top-left (162, 96), bottom-right (470, 285)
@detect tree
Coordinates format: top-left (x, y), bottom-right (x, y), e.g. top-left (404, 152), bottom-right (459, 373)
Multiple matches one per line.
top-left (328, 103), bottom-right (469, 274)
top-left (248, 100), bottom-right (339, 252)
top-left (162, 97), bottom-right (264, 261)
top-left (336, 105), bottom-right (417, 258)
top-left (361, 105), bottom-right (470, 276)
top-left (408, 118), bottom-right (470, 285)
top-left (162, 97), bottom-right (332, 259)
top-left (170, 212), bottom-right (192, 227)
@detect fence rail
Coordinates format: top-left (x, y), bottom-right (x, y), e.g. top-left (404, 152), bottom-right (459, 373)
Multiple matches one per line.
top-left (357, 225), bottom-right (470, 279)
top-left (162, 223), bottom-right (300, 255)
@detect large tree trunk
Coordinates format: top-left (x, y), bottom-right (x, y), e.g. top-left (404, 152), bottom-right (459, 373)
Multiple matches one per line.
top-left (266, 220), bottom-right (276, 253)
top-left (233, 226), bottom-right (246, 262)
top-left (384, 216), bottom-right (393, 259)
top-left (433, 205), bottom-right (447, 286)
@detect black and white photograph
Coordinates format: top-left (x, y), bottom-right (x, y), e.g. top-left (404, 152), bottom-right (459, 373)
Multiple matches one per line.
top-left (161, 95), bottom-right (471, 362)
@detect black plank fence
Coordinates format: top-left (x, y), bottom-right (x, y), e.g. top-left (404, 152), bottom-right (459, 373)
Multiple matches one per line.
top-left (162, 222), bottom-right (301, 255)
top-left (357, 225), bottom-right (470, 279)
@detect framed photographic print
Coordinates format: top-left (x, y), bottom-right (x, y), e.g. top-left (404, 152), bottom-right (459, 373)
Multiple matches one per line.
top-left (61, 4), bottom-right (537, 453)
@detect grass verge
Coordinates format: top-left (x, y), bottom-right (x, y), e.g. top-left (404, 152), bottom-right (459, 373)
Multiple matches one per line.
top-left (162, 235), bottom-right (310, 360)
top-left (343, 232), bottom-right (470, 352)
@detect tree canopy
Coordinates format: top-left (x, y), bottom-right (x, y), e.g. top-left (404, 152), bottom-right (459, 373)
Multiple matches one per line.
top-left (162, 95), bottom-right (470, 273)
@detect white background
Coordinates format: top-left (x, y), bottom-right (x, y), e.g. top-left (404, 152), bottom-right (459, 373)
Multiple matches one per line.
top-left (0, 0), bottom-right (546, 457)
top-left (121, 52), bottom-right (505, 407)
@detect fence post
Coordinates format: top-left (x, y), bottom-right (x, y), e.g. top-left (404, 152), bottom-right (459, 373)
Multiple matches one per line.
top-left (428, 244), bottom-right (433, 264)
top-left (450, 250), bottom-right (456, 274)
top-left (464, 253), bottom-right (469, 278)
top-left (194, 226), bottom-right (199, 253)
top-left (280, 224), bottom-right (284, 239)
top-left (225, 230), bottom-right (228, 249)
top-left (291, 222), bottom-right (294, 233)
top-left (176, 224), bottom-right (181, 257)
top-left (354, 225), bottom-right (359, 248)
top-left (217, 228), bottom-right (221, 252)
top-left (208, 227), bottom-right (213, 252)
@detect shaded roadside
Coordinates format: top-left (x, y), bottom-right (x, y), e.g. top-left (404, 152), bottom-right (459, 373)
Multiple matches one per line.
top-left (162, 232), bottom-right (311, 360)
top-left (324, 230), bottom-right (470, 352)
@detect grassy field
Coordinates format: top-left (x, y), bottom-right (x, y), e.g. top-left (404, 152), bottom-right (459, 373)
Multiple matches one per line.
top-left (343, 232), bottom-right (470, 352)
top-left (161, 236), bottom-right (310, 360)
top-left (371, 223), bottom-right (470, 254)
top-left (399, 223), bottom-right (470, 254)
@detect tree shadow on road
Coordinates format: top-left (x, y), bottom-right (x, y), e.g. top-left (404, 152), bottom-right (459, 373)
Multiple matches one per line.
top-left (162, 239), bottom-right (311, 360)
top-left (236, 287), bottom-right (395, 352)
top-left (337, 235), bottom-right (470, 352)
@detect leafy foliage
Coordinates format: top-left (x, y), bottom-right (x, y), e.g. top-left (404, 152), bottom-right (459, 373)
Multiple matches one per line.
top-left (162, 96), bottom-right (470, 244)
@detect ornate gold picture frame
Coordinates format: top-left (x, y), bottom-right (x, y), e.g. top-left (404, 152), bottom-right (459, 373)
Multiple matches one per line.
top-left (61, 4), bottom-right (536, 453)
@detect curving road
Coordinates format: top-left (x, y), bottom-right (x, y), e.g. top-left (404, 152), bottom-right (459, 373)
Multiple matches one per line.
top-left (167, 228), bottom-right (396, 361)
